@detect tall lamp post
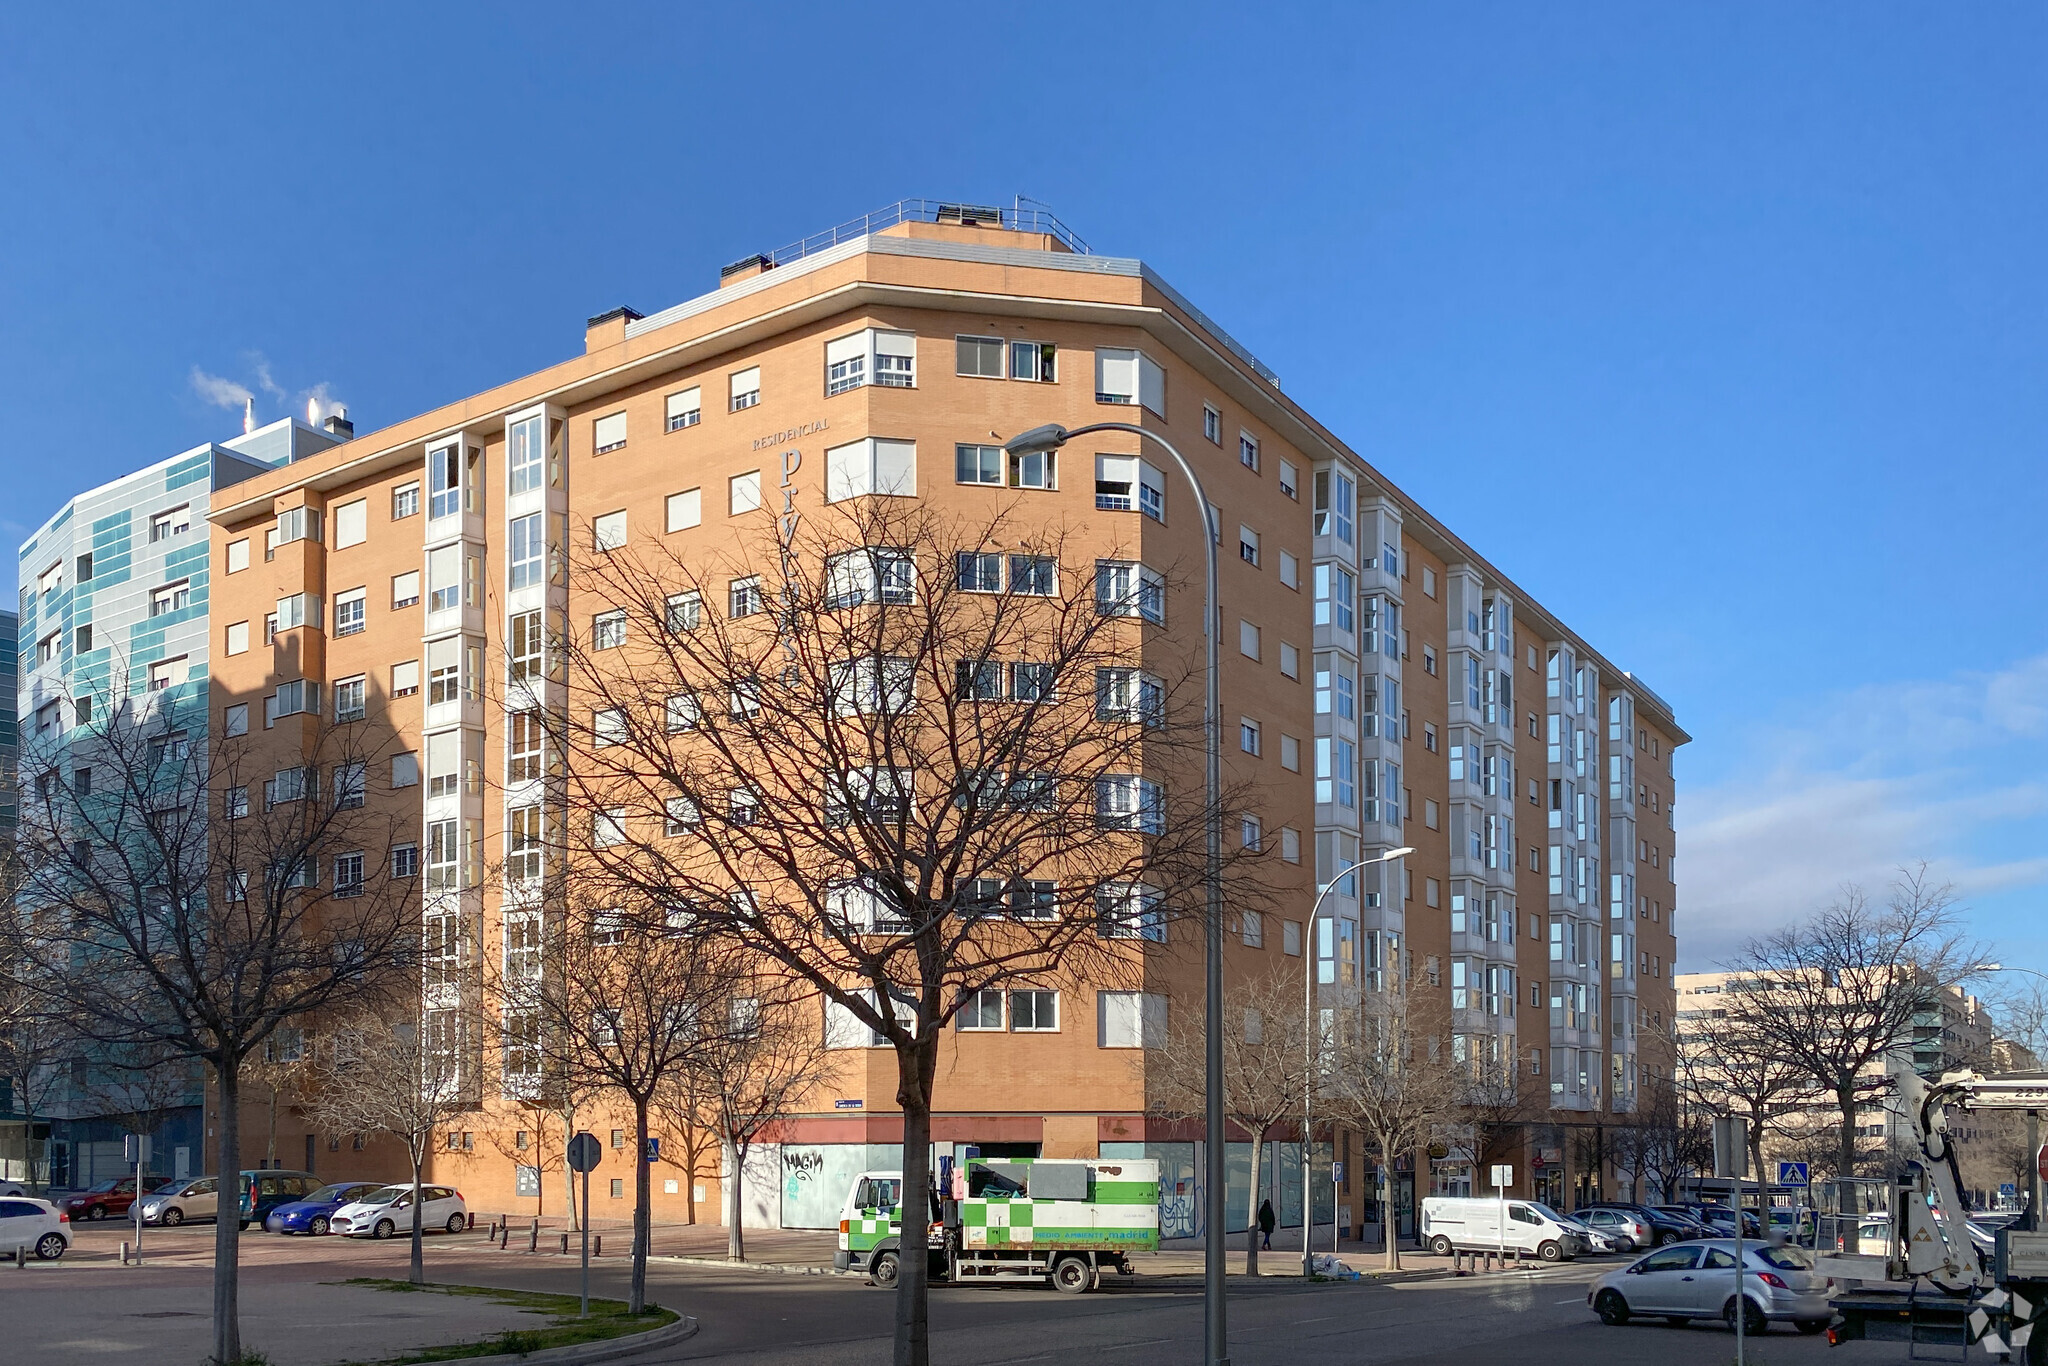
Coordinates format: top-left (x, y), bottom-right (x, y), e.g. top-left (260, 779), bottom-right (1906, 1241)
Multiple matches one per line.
top-left (1303, 847), bottom-right (1413, 1277)
top-left (1004, 421), bottom-right (1228, 1366)
top-left (1973, 963), bottom-right (2048, 1227)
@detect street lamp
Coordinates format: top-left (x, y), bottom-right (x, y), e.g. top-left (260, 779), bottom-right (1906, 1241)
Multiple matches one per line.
top-left (1004, 421), bottom-right (1228, 1366)
top-left (1302, 846), bottom-right (1413, 1277)
top-left (1971, 963), bottom-right (2048, 1224)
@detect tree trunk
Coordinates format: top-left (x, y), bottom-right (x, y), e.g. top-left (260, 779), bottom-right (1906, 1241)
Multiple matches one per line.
top-left (409, 1151), bottom-right (425, 1286)
top-left (1836, 1082), bottom-right (1859, 1180)
top-left (894, 1083), bottom-right (934, 1366)
top-left (212, 1060), bottom-right (244, 1366)
top-left (631, 1096), bottom-right (650, 1314)
top-left (1380, 1149), bottom-right (1400, 1272)
top-left (562, 1101), bottom-right (580, 1232)
top-left (683, 1134), bottom-right (697, 1225)
top-left (265, 1085), bottom-right (279, 1166)
top-left (1244, 1131), bottom-right (1262, 1275)
top-left (724, 1134), bottom-right (745, 1261)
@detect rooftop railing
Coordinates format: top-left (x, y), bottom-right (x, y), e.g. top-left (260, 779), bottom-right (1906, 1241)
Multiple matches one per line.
top-left (725, 197), bottom-right (1092, 278)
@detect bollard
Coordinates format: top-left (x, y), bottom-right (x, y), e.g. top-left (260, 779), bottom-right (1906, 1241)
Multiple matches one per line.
top-left (467, 1212), bottom-right (475, 1232)
top-left (528, 1220), bottom-right (539, 1253)
top-left (15, 1246), bottom-right (25, 1269)
top-left (593, 1235), bottom-right (602, 1258)
top-left (121, 1241), bottom-right (130, 1265)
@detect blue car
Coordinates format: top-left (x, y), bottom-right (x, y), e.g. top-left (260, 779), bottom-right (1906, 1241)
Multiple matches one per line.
top-left (263, 1181), bottom-right (386, 1236)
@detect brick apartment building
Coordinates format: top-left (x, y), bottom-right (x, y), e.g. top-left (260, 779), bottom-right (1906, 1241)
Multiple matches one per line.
top-left (197, 200), bottom-right (1683, 1235)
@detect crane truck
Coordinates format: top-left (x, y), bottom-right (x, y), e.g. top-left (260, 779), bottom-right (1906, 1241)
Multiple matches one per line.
top-left (1821, 1068), bottom-right (2048, 1361)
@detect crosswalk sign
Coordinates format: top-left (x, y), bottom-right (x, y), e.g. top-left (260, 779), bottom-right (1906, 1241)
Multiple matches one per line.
top-left (1777, 1161), bottom-right (1809, 1186)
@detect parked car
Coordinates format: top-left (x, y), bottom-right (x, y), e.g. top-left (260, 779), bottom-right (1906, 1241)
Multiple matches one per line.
top-left (1646, 1204), bottom-right (1726, 1241)
top-left (1421, 1196), bottom-right (1580, 1261)
top-left (1587, 1239), bottom-right (1831, 1334)
top-left (264, 1182), bottom-right (385, 1237)
top-left (57, 1175), bottom-right (156, 1222)
top-left (235, 1171), bottom-right (320, 1230)
top-left (138, 1175), bottom-right (218, 1226)
top-left (0, 1197), bottom-right (73, 1260)
top-left (1587, 1201), bottom-right (1708, 1245)
top-left (1574, 1206), bottom-right (1654, 1251)
top-left (1556, 1214), bottom-right (1620, 1254)
top-left (328, 1184), bottom-right (469, 1240)
top-left (0, 1180), bottom-right (31, 1198)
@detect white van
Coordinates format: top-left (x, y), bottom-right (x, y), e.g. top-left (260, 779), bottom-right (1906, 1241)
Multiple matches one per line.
top-left (1421, 1196), bottom-right (1581, 1262)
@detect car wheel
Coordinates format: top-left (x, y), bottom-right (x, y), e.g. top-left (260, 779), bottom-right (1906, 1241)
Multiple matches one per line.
top-left (1723, 1296), bottom-right (1769, 1336)
top-left (85, 1205), bottom-right (106, 1221)
top-left (238, 1221), bottom-right (250, 1232)
top-left (1656, 1230), bottom-right (1677, 1246)
top-left (871, 1251), bottom-right (900, 1290)
top-left (35, 1233), bottom-right (66, 1261)
top-left (309, 1217), bottom-right (329, 1237)
top-left (373, 1219), bottom-right (395, 1240)
top-left (163, 1208), bottom-right (184, 1227)
top-left (446, 1213), bottom-right (466, 1234)
top-left (1594, 1289), bottom-right (1631, 1325)
top-left (1428, 1235), bottom-right (1454, 1257)
top-left (1794, 1319), bottom-right (1829, 1336)
top-left (1537, 1240), bottom-right (1562, 1263)
top-left (1051, 1257), bottom-right (1093, 1295)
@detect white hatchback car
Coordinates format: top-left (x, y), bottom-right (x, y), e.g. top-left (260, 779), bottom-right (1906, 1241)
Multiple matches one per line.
top-left (0, 1197), bottom-right (74, 1260)
top-left (328, 1184), bottom-right (468, 1239)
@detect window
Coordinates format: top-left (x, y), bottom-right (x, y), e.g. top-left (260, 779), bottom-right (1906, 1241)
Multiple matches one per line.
top-left (593, 708), bottom-right (628, 747)
top-left (827, 329), bottom-right (914, 393)
top-left (1424, 722), bottom-right (1438, 753)
top-left (1239, 620), bottom-right (1260, 659)
top-left (1007, 444), bottom-right (1055, 490)
top-left (1095, 561), bottom-right (1165, 624)
top-left (956, 335), bottom-right (1003, 377)
top-left (1278, 459), bottom-right (1299, 500)
top-left (1011, 339), bottom-right (1055, 382)
top-left (333, 676), bottom-right (367, 723)
top-left (1239, 718), bottom-right (1262, 755)
top-left (150, 581), bottom-right (192, 617)
top-left (334, 587), bottom-right (366, 636)
top-left (592, 412), bottom-right (627, 454)
top-left (955, 443), bottom-right (1002, 486)
top-left (824, 548), bottom-right (915, 607)
top-left (1241, 906), bottom-right (1264, 945)
top-left (1313, 469), bottom-right (1355, 544)
top-left (391, 659), bottom-right (420, 697)
top-left (508, 711), bottom-right (545, 781)
top-left (729, 366), bottom-right (761, 411)
top-left (593, 510), bottom-right (627, 552)
top-left (1314, 654), bottom-right (1355, 720)
top-left (334, 763), bottom-right (366, 811)
top-left (665, 591), bottom-right (702, 633)
top-left (1008, 555), bottom-right (1055, 596)
top-left (225, 620), bottom-right (249, 656)
top-left (729, 470), bottom-right (762, 515)
top-left (427, 640), bottom-right (461, 704)
top-left (1099, 991), bottom-right (1167, 1047)
top-left (1095, 347), bottom-right (1165, 415)
top-left (1423, 566), bottom-right (1437, 597)
top-left (665, 488), bottom-right (702, 532)
top-left (665, 693), bottom-right (701, 732)
top-left (592, 610), bottom-right (626, 650)
top-left (1095, 454), bottom-right (1164, 519)
top-left (224, 703), bottom-right (249, 737)
top-left (1238, 432), bottom-right (1260, 471)
top-left (1010, 991), bottom-right (1058, 1031)
top-left (1095, 777), bottom-right (1164, 834)
top-left (503, 412), bottom-right (547, 495)
top-left (393, 482), bottom-right (421, 519)
top-left (218, 537), bottom-right (248, 576)
top-left (956, 551), bottom-right (1002, 593)
top-left (428, 545), bottom-right (462, 612)
top-left (666, 386), bottom-right (702, 431)
top-left (728, 576), bottom-right (763, 618)
top-left (507, 806), bottom-right (543, 881)
top-left (593, 809), bottom-right (627, 849)
top-left (508, 513), bottom-right (544, 590)
top-left (392, 843), bottom-right (420, 879)
top-left (149, 505), bottom-right (191, 542)
top-left (392, 752), bottom-right (419, 788)
top-left (276, 505), bottom-right (322, 546)
top-left (1314, 563), bottom-right (1355, 634)
top-left (273, 591), bottom-right (319, 632)
top-left (1279, 734), bottom-right (1300, 772)
top-left (1315, 737), bottom-right (1356, 807)
top-left (961, 989), bottom-right (1005, 1030)
top-left (392, 570), bottom-right (420, 609)
top-left (664, 796), bottom-right (700, 835)
top-left (1096, 667), bottom-right (1164, 725)
top-left (149, 657), bottom-right (190, 692)
top-left (224, 786), bottom-right (248, 820)
top-left (334, 499), bottom-right (367, 548)
top-left (825, 437), bottom-right (917, 500)
top-left (1423, 645), bottom-right (1438, 676)
top-left (1203, 405), bottom-right (1221, 444)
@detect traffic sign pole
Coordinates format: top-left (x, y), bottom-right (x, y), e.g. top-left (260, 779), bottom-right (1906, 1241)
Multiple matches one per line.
top-left (566, 1131), bottom-right (602, 1319)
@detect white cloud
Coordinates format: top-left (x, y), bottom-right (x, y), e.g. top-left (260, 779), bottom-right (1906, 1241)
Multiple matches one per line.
top-left (301, 382), bottom-right (347, 424)
top-left (190, 366), bottom-right (254, 411)
top-left (1677, 652), bottom-right (2048, 970)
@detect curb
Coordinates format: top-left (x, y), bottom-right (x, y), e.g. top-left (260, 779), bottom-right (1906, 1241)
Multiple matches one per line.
top-left (393, 1313), bottom-right (699, 1366)
top-left (653, 1253), bottom-right (855, 1278)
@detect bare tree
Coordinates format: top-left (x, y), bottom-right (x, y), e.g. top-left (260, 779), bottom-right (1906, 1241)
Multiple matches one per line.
top-left (0, 973), bottom-right (75, 1189)
top-left (303, 1012), bottom-right (472, 1283)
top-left (1679, 990), bottom-right (1811, 1188)
top-left (652, 988), bottom-right (834, 1260)
top-left (1324, 981), bottom-right (1466, 1270)
top-left (541, 499), bottom-right (1255, 1366)
top-left (1721, 867), bottom-right (1982, 1178)
top-left (1149, 969), bottom-right (1312, 1273)
top-left (2, 682), bottom-right (417, 1366)
top-left (245, 1030), bottom-right (315, 1169)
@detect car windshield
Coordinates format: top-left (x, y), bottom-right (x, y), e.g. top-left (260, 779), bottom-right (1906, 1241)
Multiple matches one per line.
top-left (1527, 1202), bottom-right (1570, 1225)
top-left (355, 1186), bottom-right (406, 1206)
top-left (87, 1178), bottom-right (122, 1192)
top-left (306, 1184), bottom-right (362, 1204)
top-left (152, 1179), bottom-right (185, 1194)
top-left (1753, 1245), bottom-right (1815, 1270)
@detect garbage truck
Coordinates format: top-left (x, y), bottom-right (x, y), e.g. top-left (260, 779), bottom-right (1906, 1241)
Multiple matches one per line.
top-left (834, 1154), bottom-right (1160, 1293)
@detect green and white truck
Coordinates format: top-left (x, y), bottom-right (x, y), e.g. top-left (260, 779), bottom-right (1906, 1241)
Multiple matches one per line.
top-left (834, 1156), bottom-right (1160, 1293)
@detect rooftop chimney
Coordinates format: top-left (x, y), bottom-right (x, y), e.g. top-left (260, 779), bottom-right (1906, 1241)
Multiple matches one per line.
top-left (720, 254), bottom-right (774, 288)
top-left (323, 408), bottom-right (354, 439)
top-left (585, 305), bottom-right (644, 353)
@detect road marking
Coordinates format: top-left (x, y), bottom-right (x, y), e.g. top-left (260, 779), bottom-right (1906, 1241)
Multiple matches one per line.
top-left (1555, 1297), bottom-right (1587, 1304)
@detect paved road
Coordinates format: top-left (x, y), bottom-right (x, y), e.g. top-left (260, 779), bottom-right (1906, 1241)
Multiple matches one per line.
top-left (37, 1224), bottom-right (1918, 1366)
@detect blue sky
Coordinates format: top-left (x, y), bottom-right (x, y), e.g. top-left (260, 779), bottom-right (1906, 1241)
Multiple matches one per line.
top-left (4, 4), bottom-right (2044, 978)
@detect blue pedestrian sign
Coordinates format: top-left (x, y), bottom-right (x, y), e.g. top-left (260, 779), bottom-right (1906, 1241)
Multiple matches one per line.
top-left (2001, 1182), bottom-right (2018, 1198)
top-left (1777, 1161), bottom-right (1809, 1186)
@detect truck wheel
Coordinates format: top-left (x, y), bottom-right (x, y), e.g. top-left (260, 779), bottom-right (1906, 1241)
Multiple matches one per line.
top-left (871, 1252), bottom-right (900, 1290)
top-left (1428, 1235), bottom-right (1453, 1257)
top-left (1051, 1257), bottom-right (1092, 1295)
top-left (1537, 1240), bottom-right (1562, 1263)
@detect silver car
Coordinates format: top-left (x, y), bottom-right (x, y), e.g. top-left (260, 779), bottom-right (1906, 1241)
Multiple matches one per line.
top-left (137, 1176), bottom-right (218, 1226)
top-left (1587, 1238), bottom-right (1832, 1335)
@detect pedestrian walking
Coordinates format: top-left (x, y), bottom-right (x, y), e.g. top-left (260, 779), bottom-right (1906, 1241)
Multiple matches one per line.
top-left (1258, 1199), bottom-right (1276, 1251)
